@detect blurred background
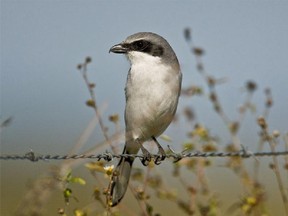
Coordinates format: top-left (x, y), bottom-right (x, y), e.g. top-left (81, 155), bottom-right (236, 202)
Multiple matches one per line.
top-left (1, 1), bottom-right (288, 215)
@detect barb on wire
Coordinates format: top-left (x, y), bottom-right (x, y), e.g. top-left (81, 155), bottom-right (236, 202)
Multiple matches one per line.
top-left (1, 149), bottom-right (288, 163)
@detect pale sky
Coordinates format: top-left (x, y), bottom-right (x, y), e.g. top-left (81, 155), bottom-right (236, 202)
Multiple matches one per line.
top-left (1, 0), bottom-right (288, 154)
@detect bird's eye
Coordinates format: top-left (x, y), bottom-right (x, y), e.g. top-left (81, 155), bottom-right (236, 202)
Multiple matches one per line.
top-left (133, 40), bottom-right (147, 50)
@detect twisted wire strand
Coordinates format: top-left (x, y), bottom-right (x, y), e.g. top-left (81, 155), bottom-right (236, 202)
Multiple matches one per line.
top-left (1, 149), bottom-right (287, 163)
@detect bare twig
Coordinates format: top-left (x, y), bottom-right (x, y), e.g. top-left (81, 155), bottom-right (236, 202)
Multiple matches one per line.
top-left (78, 57), bottom-right (117, 153)
top-left (257, 116), bottom-right (288, 215)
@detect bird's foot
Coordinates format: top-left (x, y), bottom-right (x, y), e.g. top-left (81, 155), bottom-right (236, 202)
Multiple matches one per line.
top-left (137, 142), bottom-right (152, 166)
top-left (152, 136), bottom-right (166, 165)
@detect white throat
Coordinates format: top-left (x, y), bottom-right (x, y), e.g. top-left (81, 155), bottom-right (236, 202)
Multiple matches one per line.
top-left (126, 51), bottom-right (170, 80)
top-left (127, 51), bottom-right (162, 66)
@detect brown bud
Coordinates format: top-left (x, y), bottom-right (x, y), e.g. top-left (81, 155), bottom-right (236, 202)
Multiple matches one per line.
top-left (193, 47), bottom-right (204, 56)
top-left (89, 83), bottom-right (96, 89)
top-left (77, 64), bottom-right (82, 70)
top-left (246, 81), bottom-right (257, 92)
top-left (266, 98), bottom-right (273, 107)
top-left (85, 56), bottom-right (92, 63)
top-left (184, 28), bottom-right (191, 41)
top-left (109, 114), bottom-right (119, 123)
top-left (229, 122), bottom-right (240, 134)
top-left (209, 92), bottom-right (217, 102)
top-left (269, 163), bottom-right (275, 169)
top-left (257, 116), bottom-right (267, 129)
top-left (86, 99), bottom-right (95, 108)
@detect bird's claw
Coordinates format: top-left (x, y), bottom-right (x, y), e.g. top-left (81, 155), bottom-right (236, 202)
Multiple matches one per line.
top-left (154, 152), bottom-right (166, 165)
top-left (140, 145), bottom-right (152, 166)
top-left (138, 137), bottom-right (166, 166)
top-left (152, 136), bottom-right (166, 165)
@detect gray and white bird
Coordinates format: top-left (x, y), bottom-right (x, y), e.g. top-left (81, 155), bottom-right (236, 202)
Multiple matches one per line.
top-left (108, 32), bottom-right (182, 206)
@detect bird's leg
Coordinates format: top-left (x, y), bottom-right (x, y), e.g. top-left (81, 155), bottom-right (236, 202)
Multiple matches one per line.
top-left (152, 136), bottom-right (166, 165)
top-left (136, 139), bottom-right (151, 166)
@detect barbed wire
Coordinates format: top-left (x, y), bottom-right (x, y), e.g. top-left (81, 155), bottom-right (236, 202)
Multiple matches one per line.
top-left (1, 147), bottom-right (288, 163)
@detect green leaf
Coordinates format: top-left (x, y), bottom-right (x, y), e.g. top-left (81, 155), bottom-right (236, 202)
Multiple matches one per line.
top-left (70, 177), bottom-right (86, 185)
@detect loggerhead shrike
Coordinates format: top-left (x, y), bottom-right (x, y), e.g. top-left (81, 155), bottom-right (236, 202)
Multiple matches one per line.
top-left (108, 32), bottom-right (182, 206)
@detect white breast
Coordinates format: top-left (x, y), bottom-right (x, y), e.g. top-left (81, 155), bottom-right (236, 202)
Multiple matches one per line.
top-left (125, 51), bottom-right (181, 142)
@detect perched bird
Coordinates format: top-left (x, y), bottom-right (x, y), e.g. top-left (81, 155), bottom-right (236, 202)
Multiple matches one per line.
top-left (108, 32), bottom-right (182, 206)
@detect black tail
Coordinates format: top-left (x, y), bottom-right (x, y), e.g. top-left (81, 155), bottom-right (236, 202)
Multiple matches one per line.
top-left (108, 148), bottom-right (134, 206)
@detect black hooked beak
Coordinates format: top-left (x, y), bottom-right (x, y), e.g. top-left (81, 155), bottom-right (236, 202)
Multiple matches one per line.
top-left (109, 43), bottom-right (128, 54)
